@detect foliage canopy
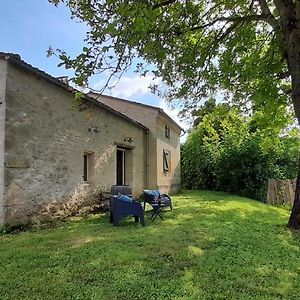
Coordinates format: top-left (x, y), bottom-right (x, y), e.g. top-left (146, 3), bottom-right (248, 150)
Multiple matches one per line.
top-left (49, 0), bottom-right (292, 114)
top-left (182, 103), bottom-right (299, 200)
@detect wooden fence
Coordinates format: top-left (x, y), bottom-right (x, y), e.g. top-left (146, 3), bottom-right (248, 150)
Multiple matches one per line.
top-left (266, 179), bottom-right (296, 205)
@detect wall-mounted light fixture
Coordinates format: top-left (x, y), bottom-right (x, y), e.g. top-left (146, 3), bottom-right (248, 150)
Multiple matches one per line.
top-left (88, 126), bottom-right (100, 133)
top-left (124, 137), bottom-right (134, 143)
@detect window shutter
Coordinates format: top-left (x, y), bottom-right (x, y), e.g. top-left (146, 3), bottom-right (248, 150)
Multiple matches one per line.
top-left (163, 149), bottom-right (170, 172)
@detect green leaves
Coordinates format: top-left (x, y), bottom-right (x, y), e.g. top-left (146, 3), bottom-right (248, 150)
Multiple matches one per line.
top-left (49, 0), bottom-right (294, 128)
top-left (182, 104), bottom-right (299, 201)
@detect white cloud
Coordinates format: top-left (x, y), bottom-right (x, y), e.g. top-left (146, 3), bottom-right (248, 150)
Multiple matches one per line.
top-left (92, 74), bottom-right (159, 99)
top-left (92, 74), bottom-right (189, 142)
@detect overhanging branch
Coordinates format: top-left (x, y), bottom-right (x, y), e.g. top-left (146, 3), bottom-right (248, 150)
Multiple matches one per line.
top-left (256, 0), bottom-right (280, 31)
top-left (190, 14), bottom-right (277, 32)
top-left (170, 13), bottom-right (278, 37)
top-left (152, 0), bottom-right (176, 10)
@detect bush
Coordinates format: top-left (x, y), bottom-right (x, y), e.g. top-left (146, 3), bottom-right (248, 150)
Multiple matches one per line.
top-left (181, 107), bottom-right (299, 201)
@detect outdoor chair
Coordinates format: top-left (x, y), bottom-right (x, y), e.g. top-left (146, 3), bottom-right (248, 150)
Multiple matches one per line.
top-left (143, 190), bottom-right (173, 211)
top-left (109, 185), bottom-right (145, 226)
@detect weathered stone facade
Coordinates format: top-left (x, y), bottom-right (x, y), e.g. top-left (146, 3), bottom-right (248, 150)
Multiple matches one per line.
top-left (0, 54), bottom-right (148, 226)
top-left (0, 59), bottom-right (6, 225)
top-left (89, 93), bottom-right (182, 194)
top-left (0, 52), bottom-right (182, 226)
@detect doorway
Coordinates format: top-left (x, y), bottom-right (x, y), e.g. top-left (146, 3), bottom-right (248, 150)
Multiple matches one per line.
top-left (116, 148), bottom-right (125, 185)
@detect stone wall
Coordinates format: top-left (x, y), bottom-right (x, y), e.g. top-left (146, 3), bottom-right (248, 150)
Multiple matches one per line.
top-left (89, 93), bottom-right (182, 194)
top-left (3, 61), bottom-right (147, 225)
top-left (156, 114), bottom-right (181, 194)
top-left (91, 93), bottom-right (159, 190)
top-left (0, 60), bottom-right (6, 225)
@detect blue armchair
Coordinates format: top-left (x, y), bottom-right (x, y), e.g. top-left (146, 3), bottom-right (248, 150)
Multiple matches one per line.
top-left (143, 190), bottom-right (173, 211)
top-left (109, 185), bottom-right (145, 226)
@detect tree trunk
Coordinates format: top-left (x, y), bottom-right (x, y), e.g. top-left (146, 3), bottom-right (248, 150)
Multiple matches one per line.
top-left (287, 157), bottom-right (300, 229)
top-left (263, 1), bottom-right (300, 229)
top-left (285, 25), bottom-right (300, 229)
top-left (273, 0), bottom-right (300, 229)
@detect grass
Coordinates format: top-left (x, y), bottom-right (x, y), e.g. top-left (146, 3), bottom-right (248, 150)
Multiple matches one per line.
top-left (1, 190), bottom-right (300, 300)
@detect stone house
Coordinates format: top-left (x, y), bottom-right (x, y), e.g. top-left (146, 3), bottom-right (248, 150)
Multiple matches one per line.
top-left (89, 93), bottom-right (182, 195)
top-left (0, 53), bottom-right (182, 226)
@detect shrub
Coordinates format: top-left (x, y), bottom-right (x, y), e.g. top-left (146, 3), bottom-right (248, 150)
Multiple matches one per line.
top-left (181, 107), bottom-right (299, 201)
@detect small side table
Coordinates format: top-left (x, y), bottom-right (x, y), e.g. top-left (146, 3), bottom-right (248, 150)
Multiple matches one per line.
top-left (150, 201), bottom-right (166, 221)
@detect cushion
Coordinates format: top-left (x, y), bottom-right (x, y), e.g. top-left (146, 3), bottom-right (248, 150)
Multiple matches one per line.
top-left (160, 194), bottom-right (171, 205)
top-left (116, 193), bottom-right (133, 203)
top-left (144, 190), bottom-right (160, 201)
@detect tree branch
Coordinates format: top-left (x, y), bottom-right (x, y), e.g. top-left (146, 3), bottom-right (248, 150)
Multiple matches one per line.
top-left (273, 0), bottom-right (296, 26)
top-left (256, 0), bottom-right (280, 31)
top-left (277, 71), bottom-right (290, 79)
top-left (152, 0), bottom-right (176, 10)
top-left (202, 21), bottom-right (240, 73)
top-left (187, 14), bottom-right (275, 33)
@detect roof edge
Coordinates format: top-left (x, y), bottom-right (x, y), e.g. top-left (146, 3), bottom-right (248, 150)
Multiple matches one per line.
top-left (0, 52), bottom-right (148, 132)
top-left (89, 92), bottom-right (159, 111)
top-left (89, 92), bottom-right (184, 132)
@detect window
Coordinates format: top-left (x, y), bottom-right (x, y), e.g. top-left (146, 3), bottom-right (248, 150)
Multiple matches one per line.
top-left (163, 149), bottom-right (171, 172)
top-left (165, 126), bottom-right (170, 139)
top-left (83, 151), bottom-right (94, 182)
top-left (116, 148), bottom-right (126, 185)
top-left (83, 154), bottom-right (88, 181)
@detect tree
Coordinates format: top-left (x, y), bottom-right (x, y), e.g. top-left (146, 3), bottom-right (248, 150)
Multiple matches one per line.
top-left (49, 0), bottom-right (300, 228)
top-left (182, 105), bottom-right (299, 200)
top-left (190, 98), bottom-right (217, 127)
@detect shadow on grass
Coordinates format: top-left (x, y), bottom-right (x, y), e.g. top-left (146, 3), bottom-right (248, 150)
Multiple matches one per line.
top-left (1, 190), bottom-right (300, 300)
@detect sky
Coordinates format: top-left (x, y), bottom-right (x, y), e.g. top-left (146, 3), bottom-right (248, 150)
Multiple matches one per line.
top-left (0, 0), bottom-right (187, 136)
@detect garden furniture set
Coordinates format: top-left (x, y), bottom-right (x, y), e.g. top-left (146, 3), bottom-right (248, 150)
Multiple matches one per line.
top-left (109, 185), bottom-right (172, 226)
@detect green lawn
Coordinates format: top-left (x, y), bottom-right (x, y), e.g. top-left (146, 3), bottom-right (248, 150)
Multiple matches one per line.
top-left (1, 190), bottom-right (300, 300)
